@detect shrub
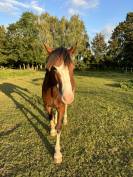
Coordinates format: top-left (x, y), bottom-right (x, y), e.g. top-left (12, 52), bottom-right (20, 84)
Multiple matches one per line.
top-left (120, 80), bottom-right (133, 90)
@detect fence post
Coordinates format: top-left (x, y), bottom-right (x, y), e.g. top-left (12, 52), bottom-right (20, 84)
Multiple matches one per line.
top-left (40, 64), bottom-right (42, 70)
top-left (31, 64), bottom-right (34, 70)
top-left (23, 64), bottom-right (25, 70)
top-left (27, 63), bottom-right (30, 69)
top-left (36, 65), bottom-right (38, 70)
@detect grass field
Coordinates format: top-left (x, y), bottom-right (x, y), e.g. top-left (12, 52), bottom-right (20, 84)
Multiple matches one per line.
top-left (0, 69), bottom-right (133, 177)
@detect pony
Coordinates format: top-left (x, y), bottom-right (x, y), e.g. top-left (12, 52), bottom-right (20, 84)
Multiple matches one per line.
top-left (42, 44), bottom-right (76, 163)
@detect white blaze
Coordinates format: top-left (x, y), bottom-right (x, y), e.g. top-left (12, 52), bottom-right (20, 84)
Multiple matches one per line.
top-left (55, 64), bottom-right (74, 104)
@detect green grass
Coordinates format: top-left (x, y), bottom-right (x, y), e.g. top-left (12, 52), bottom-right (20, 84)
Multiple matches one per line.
top-left (0, 69), bottom-right (43, 79)
top-left (0, 69), bottom-right (133, 177)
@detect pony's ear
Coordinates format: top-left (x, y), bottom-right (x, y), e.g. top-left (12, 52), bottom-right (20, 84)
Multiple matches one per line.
top-left (43, 44), bottom-right (53, 54)
top-left (68, 43), bottom-right (77, 56)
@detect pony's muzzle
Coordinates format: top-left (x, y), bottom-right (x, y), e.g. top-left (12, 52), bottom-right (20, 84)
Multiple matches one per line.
top-left (62, 92), bottom-right (74, 104)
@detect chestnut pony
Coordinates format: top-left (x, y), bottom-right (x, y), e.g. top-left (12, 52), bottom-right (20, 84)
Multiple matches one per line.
top-left (42, 45), bottom-right (76, 163)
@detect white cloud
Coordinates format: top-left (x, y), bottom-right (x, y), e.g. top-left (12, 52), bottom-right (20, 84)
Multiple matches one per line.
top-left (0, 0), bottom-right (44, 15)
top-left (71, 0), bottom-right (99, 8)
top-left (88, 24), bottom-right (115, 43)
top-left (68, 0), bottom-right (99, 16)
top-left (8, 0), bottom-right (29, 8)
top-left (68, 8), bottom-right (79, 16)
top-left (87, 0), bottom-right (99, 8)
top-left (72, 0), bottom-right (88, 7)
top-left (0, 1), bottom-right (18, 14)
top-left (101, 25), bottom-right (115, 42)
top-left (31, 0), bottom-right (44, 15)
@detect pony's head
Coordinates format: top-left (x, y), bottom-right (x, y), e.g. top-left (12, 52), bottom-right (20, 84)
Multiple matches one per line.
top-left (44, 44), bottom-right (76, 104)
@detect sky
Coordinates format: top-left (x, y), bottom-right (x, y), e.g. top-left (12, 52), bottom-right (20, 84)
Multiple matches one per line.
top-left (0, 0), bottom-right (133, 41)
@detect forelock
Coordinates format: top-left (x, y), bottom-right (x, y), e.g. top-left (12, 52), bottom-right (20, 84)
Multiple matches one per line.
top-left (46, 47), bottom-right (72, 70)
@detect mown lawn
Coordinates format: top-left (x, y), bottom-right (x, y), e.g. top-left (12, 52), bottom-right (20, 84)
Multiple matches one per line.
top-left (0, 69), bottom-right (133, 177)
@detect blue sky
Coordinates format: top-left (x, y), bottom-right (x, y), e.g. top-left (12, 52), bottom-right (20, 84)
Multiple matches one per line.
top-left (0, 0), bottom-right (132, 41)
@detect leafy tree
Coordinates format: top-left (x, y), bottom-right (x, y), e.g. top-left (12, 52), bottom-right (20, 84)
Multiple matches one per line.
top-left (6, 23), bottom-right (24, 66)
top-left (0, 26), bottom-right (7, 65)
top-left (6, 12), bottom-right (44, 67)
top-left (37, 13), bottom-right (56, 49)
top-left (91, 33), bottom-right (107, 64)
top-left (66, 15), bottom-right (91, 69)
top-left (108, 12), bottom-right (133, 67)
top-left (122, 12), bottom-right (133, 67)
top-left (66, 15), bottom-right (89, 53)
top-left (58, 17), bottom-right (69, 47)
top-left (38, 14), bottom-right (91, 69)
top-left (0, 12), bottom-right (91, 69)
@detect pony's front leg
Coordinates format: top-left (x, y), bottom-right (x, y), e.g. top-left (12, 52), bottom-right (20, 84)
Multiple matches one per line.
top-left (50, 118), bottom-right (56, 137)
top-left (54, 106), bottom-right (65, 164)
top-left (54, 110), bottom-right (58, 125)
top-left (54, 132), bottom-right (62, 164)
top-left (63, 104), bottom-right (68, 125)
top-left (46, 106), bottom-right (56, 137)
top-left (50, 110), bottom-right (58, 137)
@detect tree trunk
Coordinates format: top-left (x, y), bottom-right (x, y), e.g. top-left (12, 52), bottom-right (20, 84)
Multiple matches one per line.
top-left (31, 64), bottom-right (34, 70)
top-left (36, 65), bottom-right (38, 70)
top-left (27, 63), bottom-right (30, 69)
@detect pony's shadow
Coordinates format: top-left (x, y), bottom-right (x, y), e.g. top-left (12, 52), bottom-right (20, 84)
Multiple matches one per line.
top-left (31, 77), bottom-right (43, 85)
top-left (0, 82), bottom-right (54, 156)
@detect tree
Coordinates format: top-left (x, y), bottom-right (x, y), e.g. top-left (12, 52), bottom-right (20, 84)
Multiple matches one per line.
top-left (122, 12), bottom-right (133, 67)
top-left (6, 12), bottom-right (44, 67)
top-left (0, 12), bottom-right (91, 69)
top-left (58, 17), bottom-right (69, 47)
top-left (91, 33), bottom-right (107, 64)
top-left (38, 14), bottom-right (91, 69)
top-left (0, 26), bottom-right (7, 65)
top-left (37, 13), bottom-right (57, 48)
top-left (17, 12), bottom-right (44, 66)
top-left (66, 15), bottom-right (91, 69)
top-left (108, 12), bottom-right (133, 67)
top-left (66, 15), bottom-right (89, 53)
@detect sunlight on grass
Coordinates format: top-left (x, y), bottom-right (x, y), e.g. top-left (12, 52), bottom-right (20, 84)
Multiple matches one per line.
top-left (0, 70), bottom-right (133, 176)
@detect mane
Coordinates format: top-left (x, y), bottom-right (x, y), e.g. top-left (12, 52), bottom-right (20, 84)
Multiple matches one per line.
top-left (46, 47), bottom-right (72, 70)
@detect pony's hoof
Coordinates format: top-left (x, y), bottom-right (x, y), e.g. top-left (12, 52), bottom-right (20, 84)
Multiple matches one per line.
top-left (50, 129), bottom-right (57, 137)
top-left (54, 152), bottom-right (62, 164)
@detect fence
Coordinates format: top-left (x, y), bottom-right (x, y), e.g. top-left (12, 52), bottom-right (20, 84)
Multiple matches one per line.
top-left (0, 64), bottom-right (43, 71)
top-left (0, 64), bottom-right (133, 73)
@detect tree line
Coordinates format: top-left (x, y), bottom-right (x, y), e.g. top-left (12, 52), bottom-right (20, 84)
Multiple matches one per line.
top-left (0, 12), bottom-right (132, 70)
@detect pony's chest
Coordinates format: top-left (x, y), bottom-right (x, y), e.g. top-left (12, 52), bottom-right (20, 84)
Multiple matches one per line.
top-left (43, 87), bottom-right (61, 107)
